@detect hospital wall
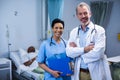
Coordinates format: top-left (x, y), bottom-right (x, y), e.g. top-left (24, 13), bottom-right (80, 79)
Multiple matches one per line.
top-left (105, 0), bottom-right (120, 57)
top-left (0, 0), bottom-right (120, 58)
top-left (0, 0), bottom-right (43, 57)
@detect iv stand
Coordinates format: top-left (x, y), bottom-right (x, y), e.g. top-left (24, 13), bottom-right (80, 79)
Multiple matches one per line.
top-left (6, 25), bottom-right (11, 58)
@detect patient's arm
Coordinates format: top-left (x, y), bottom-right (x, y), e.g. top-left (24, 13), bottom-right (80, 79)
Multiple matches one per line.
top-left (24, 57), bottom-right (36, 66)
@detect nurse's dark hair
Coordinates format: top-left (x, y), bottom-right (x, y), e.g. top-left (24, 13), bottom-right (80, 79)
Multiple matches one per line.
top-left (51, 18), bottom-right (64, 28)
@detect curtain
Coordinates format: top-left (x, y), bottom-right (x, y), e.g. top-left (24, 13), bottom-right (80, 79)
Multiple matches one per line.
top-left (90, 1), bottom-right (113, 28)
top-left (47, 0), bottom-right (64, 37)
top-left (48, 0), bottom-right (64, 25)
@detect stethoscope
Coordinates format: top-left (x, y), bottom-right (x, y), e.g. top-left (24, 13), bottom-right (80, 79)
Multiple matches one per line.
top-left (77, 24), bottom-right (97, 35)
top-left (50, 36), bottom-right (66, 47)
top-left (77, 24), bottom-right (97, 43)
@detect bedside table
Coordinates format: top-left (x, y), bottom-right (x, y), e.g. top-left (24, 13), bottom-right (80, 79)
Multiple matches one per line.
top-left (0, 58), bottom-right (12, 80)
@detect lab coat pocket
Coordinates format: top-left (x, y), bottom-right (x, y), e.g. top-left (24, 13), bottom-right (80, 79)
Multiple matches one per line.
top-left (86, 33), bottom-right (96, 46)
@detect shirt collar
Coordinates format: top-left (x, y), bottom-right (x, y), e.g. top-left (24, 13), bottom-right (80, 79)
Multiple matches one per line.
top-left (79, 21), bottom-right (95, 32)
top-left (79, 25), bottom-right (89, 32)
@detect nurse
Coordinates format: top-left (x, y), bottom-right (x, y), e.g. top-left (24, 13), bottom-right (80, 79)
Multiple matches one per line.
top-left (37, 18), bottom-right (72, 80)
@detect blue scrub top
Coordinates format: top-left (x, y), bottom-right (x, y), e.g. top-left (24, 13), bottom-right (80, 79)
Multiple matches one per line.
top-left (37, 38), bottom-right (71, 80)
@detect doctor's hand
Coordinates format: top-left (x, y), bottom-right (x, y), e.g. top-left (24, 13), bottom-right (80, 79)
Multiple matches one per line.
top-left (84, 44), bottom-right (94, 53)
top-left (69, 42), bottom-right (77, 47)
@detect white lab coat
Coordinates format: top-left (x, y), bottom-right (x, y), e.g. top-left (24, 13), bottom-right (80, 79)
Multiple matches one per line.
top-left (66, 22), bottom-right (112, 80)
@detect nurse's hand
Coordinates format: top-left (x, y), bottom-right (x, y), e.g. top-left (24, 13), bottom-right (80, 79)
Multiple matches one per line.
top-left (50, 70), bottom-right (62, 78)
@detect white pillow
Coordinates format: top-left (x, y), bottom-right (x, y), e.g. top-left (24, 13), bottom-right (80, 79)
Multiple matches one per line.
top-left (19, 48), bottom-right (28, 64)
top-left (19, 48), bottom-right (27, 57)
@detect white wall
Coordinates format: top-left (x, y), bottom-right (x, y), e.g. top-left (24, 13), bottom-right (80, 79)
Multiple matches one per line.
top-left (106, 0), bottom-right (120, 57)
top-left (62, 0), bottom-right (80, 39)
top-left (0, 0), bottom-right (42, 57)
top-left (62, 0), bottom-right (91, 39)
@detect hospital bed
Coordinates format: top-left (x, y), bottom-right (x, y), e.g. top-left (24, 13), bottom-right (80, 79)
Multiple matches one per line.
top-left (10, 49), bottom-right (44, 80)
top-left (107, 56), bottom-right (120, 80)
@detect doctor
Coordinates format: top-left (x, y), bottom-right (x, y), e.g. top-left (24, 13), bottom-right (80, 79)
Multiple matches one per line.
top-left (66, 2), bottom-right (112, 80)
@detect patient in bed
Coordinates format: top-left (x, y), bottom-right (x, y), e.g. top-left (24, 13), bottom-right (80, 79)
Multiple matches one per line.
top-left (23, 46), bottom-right (37, 66)
top-left (20, 46), bottom-right (44, 79)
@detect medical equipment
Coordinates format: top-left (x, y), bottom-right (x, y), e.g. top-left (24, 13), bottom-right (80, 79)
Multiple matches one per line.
top-left (77, 24), bottom-right (97, 43)
top-left (50, 36), bottom-right (66, 47)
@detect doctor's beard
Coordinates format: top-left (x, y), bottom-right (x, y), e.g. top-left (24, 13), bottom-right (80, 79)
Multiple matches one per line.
top-left (80, 18), bottom-right (91, 27)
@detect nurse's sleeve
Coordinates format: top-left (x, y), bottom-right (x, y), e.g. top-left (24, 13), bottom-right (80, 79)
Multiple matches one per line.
top-left (66, 28), bottom-right (84, 58)
top-left (36, 42), bottom-right (46, 63)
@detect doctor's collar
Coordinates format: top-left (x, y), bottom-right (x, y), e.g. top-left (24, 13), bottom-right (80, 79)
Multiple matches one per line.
top-left (79, 25), bottom-right (89, 32)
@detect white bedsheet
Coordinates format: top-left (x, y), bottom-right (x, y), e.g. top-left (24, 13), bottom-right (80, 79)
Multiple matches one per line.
top-left (10, 50), bottom-right (44, 80)
top-left (10, 51), bottom-right (30, 74)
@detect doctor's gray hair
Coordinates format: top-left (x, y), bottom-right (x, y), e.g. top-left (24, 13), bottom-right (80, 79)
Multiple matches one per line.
top-left (76, 2), bottom-right (91, 14)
